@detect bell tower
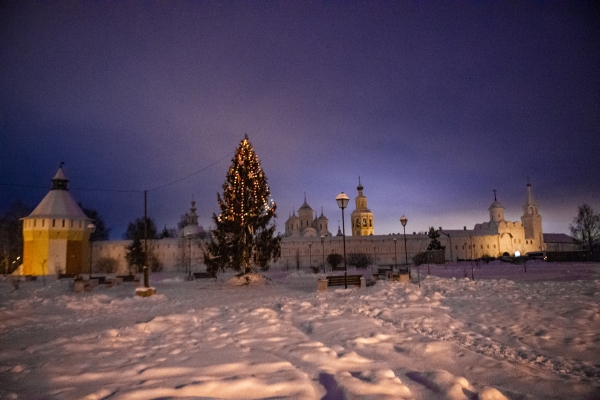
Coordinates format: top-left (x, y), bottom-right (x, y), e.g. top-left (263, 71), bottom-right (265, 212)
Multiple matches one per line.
top-left (521, 180), bottom-right (544, 250)
top-left (350, 177), bottom-right (374, 236)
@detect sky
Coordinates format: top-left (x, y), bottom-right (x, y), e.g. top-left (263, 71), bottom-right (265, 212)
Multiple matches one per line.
top-left (1, 2), bottom-right (599, 239)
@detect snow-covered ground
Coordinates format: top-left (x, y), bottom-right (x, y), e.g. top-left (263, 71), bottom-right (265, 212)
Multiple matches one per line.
top-left (1, 261), bottom-right (599, 399)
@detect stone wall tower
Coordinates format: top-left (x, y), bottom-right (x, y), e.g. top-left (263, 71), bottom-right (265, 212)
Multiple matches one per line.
top-left (351, 178), bottom-right (374, 236)
top-left (520, 181), bottom-right (545, 250)
top-left (22, 166), bottom-right (93, 275)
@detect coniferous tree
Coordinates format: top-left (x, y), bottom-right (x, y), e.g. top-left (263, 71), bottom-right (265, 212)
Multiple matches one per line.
top-left (204, 135), bottom-right (280, 274)
top-left (124, 217), bottom-right (159, 273)
top-left (427, 227), bottom-right (445, 251)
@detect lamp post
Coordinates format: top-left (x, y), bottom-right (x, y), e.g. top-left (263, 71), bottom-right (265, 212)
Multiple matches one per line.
top-left (320, 235), bottom-right (325, 273)
top-left (336, 192), bottom-right (349, 289)
top-left (393, 238), bottom-right (397, 271)
top-left (87, 223), bottom-right (96, 279)
top-left (186, 233), bottom-right (194, 281)
top-left (373, 245), bottom-right (376, 266)
top-left (439, 230), bottom-right (452, 265)
top-left (308, 242), bottom-right (312, 270)
top-left (469, 235), bottom-right (474, 281)
top-left (400, 215), bottom-right (409, 278)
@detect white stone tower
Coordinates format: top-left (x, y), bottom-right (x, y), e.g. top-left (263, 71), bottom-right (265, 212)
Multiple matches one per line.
top-left (488, 189), bottom-right (505, 227)
top-left (520, 181), bottom-right (545, 250)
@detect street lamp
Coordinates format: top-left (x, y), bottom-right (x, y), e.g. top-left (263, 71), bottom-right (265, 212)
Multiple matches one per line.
top-left (439, 230), bottom-right (452, 265)
top-left (373, 245), bottom-right (376, 266)
top-left (320, 235), bottom-right (325, 273)
top-left (186, 233), bottom-right (194, 281)
top-left (393, 238), bottom-right (397, 271)
top-left (308, 242), bottom-right (312, 270)
top-left (336, 192), bottom-right (349, 288)
top-left (400, 215), bottom-right (409, 277)
top-left (87, 223), bottom-right (96, 279)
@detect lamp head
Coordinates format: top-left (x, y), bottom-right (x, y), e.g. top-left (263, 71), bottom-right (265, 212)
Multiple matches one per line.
top-left (87, 223), bottom-right (96, 233)
top-left (400, 215), bottom-right (408, 227)
top-left (336, 192), bottom-right (349, 209)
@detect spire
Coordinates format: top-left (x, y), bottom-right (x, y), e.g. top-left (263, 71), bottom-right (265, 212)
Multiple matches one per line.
top-left (187, 197), bottom-right (199, 225)
top-left (523, 180), bottom-right (538, 214)
top-left (51, 163), bottom-right (69, 190)
top-left (357, 176), bottom-right (363, 191)
top-left (493, 189), bottom-right (497, 201)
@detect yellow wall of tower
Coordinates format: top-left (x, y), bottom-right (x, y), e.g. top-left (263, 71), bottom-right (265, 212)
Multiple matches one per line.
top-left (22, 218), bottom-right (91, 276)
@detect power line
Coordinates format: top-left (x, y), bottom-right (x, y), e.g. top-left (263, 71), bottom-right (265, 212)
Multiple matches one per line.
top-left (0, 151), bottom-right (234, 194)
top-left (148, 151), bottom-right (234, 192)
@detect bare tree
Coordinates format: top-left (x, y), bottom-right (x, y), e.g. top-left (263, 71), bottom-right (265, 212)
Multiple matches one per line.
top-left (570, 204), bottom-right (600, 252)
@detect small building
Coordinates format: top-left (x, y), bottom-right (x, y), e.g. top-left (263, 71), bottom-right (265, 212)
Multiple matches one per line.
top-left (543, 233), bottom-right (580, 252)
top-left (21, 166), bottom-right (93, 275)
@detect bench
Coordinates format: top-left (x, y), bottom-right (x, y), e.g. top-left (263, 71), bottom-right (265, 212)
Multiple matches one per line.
top-left (318, 274), bottom-right (364, 291)
top-left (117, 275), bottom-right (140, 283)
top-left (193, 272), bottom-right (215, 279)
top-left (375, 267), bottom-right (393, 279)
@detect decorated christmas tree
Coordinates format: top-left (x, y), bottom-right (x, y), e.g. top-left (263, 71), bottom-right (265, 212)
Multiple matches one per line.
top-left (204, 135), bottom-right (280, 274)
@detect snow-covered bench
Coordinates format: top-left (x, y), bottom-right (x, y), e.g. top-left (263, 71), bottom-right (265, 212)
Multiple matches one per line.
top-left (318, 274), bottom-right (364, 291)
top-left (193, 272), bottom-right (215, 279)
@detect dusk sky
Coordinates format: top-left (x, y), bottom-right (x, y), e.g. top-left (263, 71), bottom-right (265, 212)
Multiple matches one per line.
top-left (1, 2), bottom-right (599, 239)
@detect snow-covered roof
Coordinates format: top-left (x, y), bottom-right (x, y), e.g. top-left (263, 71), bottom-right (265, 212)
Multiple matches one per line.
top-left (27, 188), bottom-right (89, 219)
top-left (543, 233), bottom-right (577, 243)
top-left (26, 167), bottom-right (88, 220)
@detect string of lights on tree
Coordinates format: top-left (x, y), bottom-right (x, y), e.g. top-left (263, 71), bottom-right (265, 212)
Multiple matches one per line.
top-left (217, 135), bottom-right (276, 226)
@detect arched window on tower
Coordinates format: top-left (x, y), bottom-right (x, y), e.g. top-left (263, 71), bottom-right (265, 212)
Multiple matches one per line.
top-left (363, 218), bottom-right (367, 227)
top-left (356, 218), bottom-right (359, 228)
top-left (369, 219), bottom-right (372, 227)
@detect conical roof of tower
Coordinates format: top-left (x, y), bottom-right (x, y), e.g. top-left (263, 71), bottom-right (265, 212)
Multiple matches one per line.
top-left (27, 167), bottom-right (89, 220)
top-left (299, 198), bottom-right (312, 211)
top-left (523, 182), bottom-right (537, 209)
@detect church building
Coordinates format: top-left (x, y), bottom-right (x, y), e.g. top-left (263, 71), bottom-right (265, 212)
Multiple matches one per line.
top-left (284, 197), bottom-right (331, 237)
